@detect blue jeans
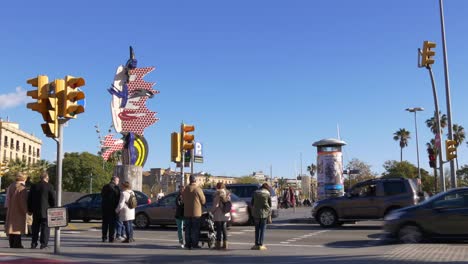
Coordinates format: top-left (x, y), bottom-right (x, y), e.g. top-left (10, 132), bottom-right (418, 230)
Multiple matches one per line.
top-left (184, 217), bottom-right (201, 248)
top-left (254, 218), bottom-right (267, 246)
top-left (123, 220), bottom-right (133, 240)
top-left (176, 218), bottom-right (184, 244)
top-left (115, 219), bottom-right (124, 237)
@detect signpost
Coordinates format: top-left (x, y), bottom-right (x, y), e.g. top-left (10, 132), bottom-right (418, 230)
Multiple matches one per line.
top-left (47, 207), bottom-right (68, 228)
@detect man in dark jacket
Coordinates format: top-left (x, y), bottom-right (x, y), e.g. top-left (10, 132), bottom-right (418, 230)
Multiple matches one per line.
top-left (101, 176), bottom-right (120, 242)
top-left (27, 172), bottom-right (56, 249)
top-left (175, 185), bottom-right (185, 248)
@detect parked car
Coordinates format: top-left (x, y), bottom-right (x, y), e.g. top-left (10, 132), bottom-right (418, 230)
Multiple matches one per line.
top-left (384, 187), bottom-right (468, 243)
top-left (312, 177), bottom-right (420, 227)
top-left (226, 184), bottom-right (279, 220)
top-left (134, 189), bottom-right (249, 228)
top-left (64, 191), bottom-right (151, 222)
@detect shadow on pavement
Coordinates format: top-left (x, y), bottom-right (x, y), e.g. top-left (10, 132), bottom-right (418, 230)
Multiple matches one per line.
top-left (325, 239), bottom-right (398, 248)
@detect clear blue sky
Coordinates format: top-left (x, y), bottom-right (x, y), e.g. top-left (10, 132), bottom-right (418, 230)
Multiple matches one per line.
top-left (1, 1), bottom-right (468, 178)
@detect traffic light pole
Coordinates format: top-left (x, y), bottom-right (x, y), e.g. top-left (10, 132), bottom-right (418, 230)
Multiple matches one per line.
top-left (180, 123), bottom-right (185, 188)
top-left (439, 0), bottom-right (457, 188)
top-left (54, 119), bottom-right (65, 254)
top-left (427, 67), bottom-right (445, 192)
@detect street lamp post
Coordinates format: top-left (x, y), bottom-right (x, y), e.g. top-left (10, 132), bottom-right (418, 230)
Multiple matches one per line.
top-left (406, 107), bottom-right (424, 182)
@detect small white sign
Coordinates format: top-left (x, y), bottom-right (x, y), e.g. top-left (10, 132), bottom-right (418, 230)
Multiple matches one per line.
top-left (47, 207), bottom-right (68, 228)
top-left (195, 142), bottom-right (203, 157)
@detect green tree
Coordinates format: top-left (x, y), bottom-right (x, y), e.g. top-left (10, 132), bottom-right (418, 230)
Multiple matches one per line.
top-left (425, 111), bottom-right (447, 135)
top-left (236, 176), bottom-right (259, 184)
top-left (1, 159), bottom-right (52, 189)
top-left (456, 165), bottom-right (468, 187)
top-left (48, 152), bottom-right (114, 193)
top-left (345, 159), bottom-right (378, 188)
top-left (426, 139), bottom-right (438, 192)
top-left (382, 160), bottom-right (434, 193)
top-left (393, 128), bottom-right (411, 162)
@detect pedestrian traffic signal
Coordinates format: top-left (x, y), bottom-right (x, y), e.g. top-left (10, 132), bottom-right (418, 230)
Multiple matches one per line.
top-left (446, 140), bottom-right (457, 161)
top-left (171, 132), bottom-right (181, 162)
top-left (62, 75), bottom-right (85, 118)
top-left (181, 124), bottom-right (195, 150)
top-left (421, 41), bottom-right (436, 67)
top-left (427, 148), bottom-right (436, 168)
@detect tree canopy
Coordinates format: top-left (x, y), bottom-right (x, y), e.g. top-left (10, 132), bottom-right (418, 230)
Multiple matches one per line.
top-left (382, 160), bottom-right (434, 193)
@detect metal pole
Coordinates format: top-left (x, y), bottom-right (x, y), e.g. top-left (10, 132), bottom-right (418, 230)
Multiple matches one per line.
top-left (54, 119), bottom-right (65, 255)
top-left (439, 0), bottom-right (456, 188)
top-left (190, 149), bottom-right (194, 176)
top-left (414, 111), bottom-right (421, 180)
top-left (89, 174), bottom-right (93, 194)
top-left (428, 67), bottom-right (445, 192)
top-left (180, 123), bottom-right (185, 188)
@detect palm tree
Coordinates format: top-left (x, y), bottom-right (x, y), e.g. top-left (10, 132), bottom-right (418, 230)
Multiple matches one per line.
top-left (426, 139), bottom-right (438, 192)
top-left (452, 124), bottom-right (465, 171)
top-left (425, 111), bottom-right (447, 135)
top-left (393, 129), bottom-right (411, 162)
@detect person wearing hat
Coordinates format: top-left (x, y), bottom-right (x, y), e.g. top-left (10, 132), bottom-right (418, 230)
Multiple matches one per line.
top-left (182, 175), bottom-right (206, 249)
top-left (5, 172), bottom-right (28, 248)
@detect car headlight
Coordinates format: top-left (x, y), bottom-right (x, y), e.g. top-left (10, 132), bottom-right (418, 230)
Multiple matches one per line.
top-left (384, 211), bottom-right (404, 221)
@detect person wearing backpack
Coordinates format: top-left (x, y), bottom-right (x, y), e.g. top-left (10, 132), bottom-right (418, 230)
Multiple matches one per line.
top-left (210, 182), bottom-right (231, 250)
top-left (115, 181), bottom-right (135, 243)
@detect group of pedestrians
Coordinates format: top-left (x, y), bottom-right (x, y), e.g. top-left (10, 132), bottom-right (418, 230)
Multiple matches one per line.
top-left (101, 176), bottom-right (135, 243)
top-left (4, 172), bottom-right (55, 249)
top-left (175, 176), bottom-right (273, 251)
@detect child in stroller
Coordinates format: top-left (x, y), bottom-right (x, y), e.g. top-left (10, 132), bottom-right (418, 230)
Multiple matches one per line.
top-left (198, 211), bottom-right (216, 248)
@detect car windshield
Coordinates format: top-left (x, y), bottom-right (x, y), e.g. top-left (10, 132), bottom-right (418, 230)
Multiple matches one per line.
top-left (419, 190), bottom-right (456, 205)
top-left (228, 185), bottom-right (276, 198)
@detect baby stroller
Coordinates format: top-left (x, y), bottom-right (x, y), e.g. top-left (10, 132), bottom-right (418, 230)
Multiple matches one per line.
top-left (199, 211), bottom-right (216, 248)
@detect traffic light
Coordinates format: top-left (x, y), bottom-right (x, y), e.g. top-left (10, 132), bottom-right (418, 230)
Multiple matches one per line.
top-left (0, 161), bottom-right (8, 176)
top-left (62, 75), bottom-right (85, 118)
top-left (27, 76), bottom-right (59, 138)
top-left (171, 132), bottom-right (181, 162)
top-left (181, 124), bottom-right (195, 150)
top-left (446, 140), bottom-right (457, 161)
top-left (427, 148), bottom-right (436, 168)
top-left (421, 41), bottom-right (436, 67)
top-left (26, 75), bottom-right (49, 113)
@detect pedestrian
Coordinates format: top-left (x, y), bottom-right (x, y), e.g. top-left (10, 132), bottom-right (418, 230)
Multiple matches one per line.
top-left (175, 185), bottom-right (185, 248)
top-left (289, 187), bottom-right (296, 212)
top-left (5, 172), bottom-right (28, 248)
top-left (28, 172), bottom-right (55, 249)
top-left (101, 176), bottom-right (120, 243)
top-left (251, 183), bottom-right (271, 250)
top-left (210, 182), bottom-right (230, 250)
top-left (115, 181), bottom-right (135, 243)
top-left (182, 175), bottom-right (206, 250)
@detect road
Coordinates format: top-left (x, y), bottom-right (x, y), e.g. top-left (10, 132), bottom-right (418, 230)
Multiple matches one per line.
top-left (1, 208), bottom-right (467, 263)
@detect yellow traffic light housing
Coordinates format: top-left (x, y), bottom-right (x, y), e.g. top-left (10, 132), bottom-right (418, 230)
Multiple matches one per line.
top-left (446, 139), bottom-right (457, 161)
top-left (421, 41), bottom-right (436, 67)
top-left (26, 75), bottom-right (49, 112)
top-left (62, 75), bottom-right (85, 118)
top-left (40, 80), bottom-right (61, 138)
top-left (171, 132), bottom-right (181, 162)
top-left (181, 124), bottom-right (195, 150)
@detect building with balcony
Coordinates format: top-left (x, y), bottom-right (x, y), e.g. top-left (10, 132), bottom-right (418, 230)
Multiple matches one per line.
top-left (0, 120), bottom-right (42, 165)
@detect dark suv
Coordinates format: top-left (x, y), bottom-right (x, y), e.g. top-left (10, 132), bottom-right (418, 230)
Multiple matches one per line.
top-left (312, 178), bottom-right (420, 227)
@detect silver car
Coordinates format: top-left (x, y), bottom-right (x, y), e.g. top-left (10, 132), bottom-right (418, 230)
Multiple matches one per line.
top-left (134, 189), bottom-right (249, 228)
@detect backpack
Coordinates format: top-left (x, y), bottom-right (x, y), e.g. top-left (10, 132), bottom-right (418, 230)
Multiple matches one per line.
top-left (127, 192), bottom-right (138, 209)
top-left (222, 200), bottom-right (232, 214)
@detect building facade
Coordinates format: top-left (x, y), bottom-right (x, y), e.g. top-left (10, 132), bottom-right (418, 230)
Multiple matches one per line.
top-left (0, 121), bottom-right (42, 164)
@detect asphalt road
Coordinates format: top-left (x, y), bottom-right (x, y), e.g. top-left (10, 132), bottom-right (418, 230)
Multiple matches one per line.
top-left (1, 208), bottom-right (467, 263)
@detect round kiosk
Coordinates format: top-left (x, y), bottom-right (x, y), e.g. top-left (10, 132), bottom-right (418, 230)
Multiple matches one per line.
top-left (312, 138), bottom-right (347, 200)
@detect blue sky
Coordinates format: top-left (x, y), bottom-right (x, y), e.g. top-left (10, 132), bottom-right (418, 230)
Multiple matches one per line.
top-left (1, 1), bottom-right (468, 178)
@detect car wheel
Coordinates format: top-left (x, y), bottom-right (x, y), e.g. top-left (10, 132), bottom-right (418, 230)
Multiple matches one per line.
top-left (135, 213), bottom-right (150, 229)
top-left (317, 208), bottom-right (338, 228)
top-left (398, 224), bottom-right (423, 243)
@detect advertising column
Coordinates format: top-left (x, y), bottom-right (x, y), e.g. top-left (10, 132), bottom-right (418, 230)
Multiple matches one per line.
top-left (313, 139), bottom-right (346, 200)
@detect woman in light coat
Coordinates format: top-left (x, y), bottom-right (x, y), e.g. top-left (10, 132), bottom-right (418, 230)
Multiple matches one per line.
top-left (210, 182), bottom-right (231, 250)
top-left (115, 181), bottom-right (135, 243)
top-left (5, 172), bottom-right (28, 248)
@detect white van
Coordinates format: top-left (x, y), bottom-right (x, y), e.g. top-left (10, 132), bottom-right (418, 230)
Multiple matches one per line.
top-left (226, 184), bottom-right (279, 219)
